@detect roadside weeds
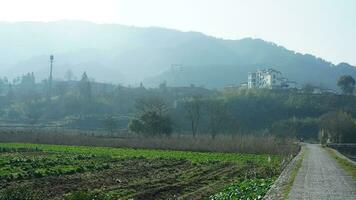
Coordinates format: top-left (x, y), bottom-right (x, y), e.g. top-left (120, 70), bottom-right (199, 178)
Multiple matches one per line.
top-left (326, 148), bottom-right (356, 179)
top-left (263, 144), bottom-right (306, 200)
top-left (281, 147), bottom-right (307, 200)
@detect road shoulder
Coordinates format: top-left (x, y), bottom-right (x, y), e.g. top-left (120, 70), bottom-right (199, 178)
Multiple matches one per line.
top-left (327, 147), bottom-right (356, 179)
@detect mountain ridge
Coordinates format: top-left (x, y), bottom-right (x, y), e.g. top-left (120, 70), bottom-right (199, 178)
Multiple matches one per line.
top-left (0, 20), bottom-right (355, 89)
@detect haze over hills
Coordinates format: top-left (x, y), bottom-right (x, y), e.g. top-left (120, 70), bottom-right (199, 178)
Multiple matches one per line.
top-left (0, 20), bottom-right (355, 89)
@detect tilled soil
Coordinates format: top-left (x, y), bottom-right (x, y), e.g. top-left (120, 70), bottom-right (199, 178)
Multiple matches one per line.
top-left (2, 156), bottom-right (247, 200)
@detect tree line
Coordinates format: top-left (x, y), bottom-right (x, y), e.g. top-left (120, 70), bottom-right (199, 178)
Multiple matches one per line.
top-left (0, 72), bottom-right (355, 143)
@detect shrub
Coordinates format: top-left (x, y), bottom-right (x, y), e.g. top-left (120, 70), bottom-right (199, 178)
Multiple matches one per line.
top-left (320, 111), bottom-right (356, 143)
top-left (129, 111), bottom-right (172, 136)
top-left (270, 117), bottom-right (319, 140)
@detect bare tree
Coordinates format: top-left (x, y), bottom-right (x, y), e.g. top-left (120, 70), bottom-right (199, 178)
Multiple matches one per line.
top-left (207, 99), bottom-right (230, 139)
top-left (184, 96), bottom-right (202, 138)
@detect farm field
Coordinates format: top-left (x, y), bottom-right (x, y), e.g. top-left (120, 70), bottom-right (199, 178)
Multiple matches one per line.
top-left (0, 143), bottom-right (283, 200)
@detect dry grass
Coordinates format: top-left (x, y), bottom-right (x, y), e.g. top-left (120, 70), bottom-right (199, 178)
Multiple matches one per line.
top-left (281, 146), bottom-right (307, 200)
top-left (114, 134), bottom-right (298, 156)
top-left (0, 129), bottom-right (299, 156)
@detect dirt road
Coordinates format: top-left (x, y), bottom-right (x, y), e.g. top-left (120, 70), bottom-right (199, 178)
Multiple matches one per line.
top-left (288, 144), bottom-right (356, 200)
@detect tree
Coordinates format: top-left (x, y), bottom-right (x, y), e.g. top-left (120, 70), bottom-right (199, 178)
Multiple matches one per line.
top-left (0, 76), bottom-right (9, 96)
top-left (301, 83), bottom-right (315, 94)
top-left (184, 96), bottom-right (202, 138)
top-left (25, 100), bottom-right (44, 130)
top-left (104, 115), bottom-right (118, 136)
top-left (0, 78), bottom-right (4, 95)
top-left (135, 96), bottom-right (168, 116)
top-left (128, 118), bottom-right (145, 134)
top-left (271, 117), bottom-right (319, 140)
top-left (159, 81), bottom-right (167, 90)
top-left (139, 111), bottom-right (172, 135)
top-left (337, 75), bottom-right (355, 95)
top-left (319, 111), bottom-right (356, 143)
top-left (129, 97), bottom-right (172, 136)
top-left (64, 69), bottom-right (74, 81)
top-left (79, 72), bottom-right (92, 99)
top-left (55, 82), bottom-right (69, 97)
top-left (6, 84), bottom-right (14, 101)
top-left (206, 99), bottom-right (230, 138)
top-left (319, 129), bottom-right (328, 146)
top-left (18, 72), bottom-right (37, 101)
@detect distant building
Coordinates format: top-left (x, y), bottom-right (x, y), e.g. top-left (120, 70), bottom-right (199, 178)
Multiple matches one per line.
top-left (248, 68), bottom-right (296, 89)
top-left (240, 82), bottom-right (248, 89)
top-left (311, 87), bottom-right (336, 94)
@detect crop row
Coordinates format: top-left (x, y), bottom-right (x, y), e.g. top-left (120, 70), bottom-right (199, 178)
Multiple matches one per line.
top-left (0, 152), bottom-right (110, 182)
top-left (0, 143), bottom-right (282, 167)
top-left (0, 143), bottom-right (282, 200)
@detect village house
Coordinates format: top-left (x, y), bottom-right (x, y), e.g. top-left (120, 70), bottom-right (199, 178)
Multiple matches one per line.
top-left (248, 68), bottom-right (296, 89)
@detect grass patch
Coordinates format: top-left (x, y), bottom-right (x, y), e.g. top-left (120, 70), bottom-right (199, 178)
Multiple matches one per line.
top-left (327, 148), bottom-right (356, 179)
top-left (281, 146), bottom-right (306, 200)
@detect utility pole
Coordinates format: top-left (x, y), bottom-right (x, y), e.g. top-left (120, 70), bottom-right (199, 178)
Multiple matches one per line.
top-left (48, 55), bottom-right (54, 101)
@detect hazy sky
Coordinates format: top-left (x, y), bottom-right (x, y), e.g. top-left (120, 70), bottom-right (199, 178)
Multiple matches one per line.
top-left (0, 0), bottom-right (355, 65)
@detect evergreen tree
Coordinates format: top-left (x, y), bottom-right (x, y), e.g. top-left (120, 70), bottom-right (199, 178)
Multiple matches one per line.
top-left (337, 75), bottom-right (355, 95)
top-left (79, 72), bottom-right (92, 99)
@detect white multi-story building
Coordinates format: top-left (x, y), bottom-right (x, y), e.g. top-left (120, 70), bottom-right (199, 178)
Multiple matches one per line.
top-left (248, 68), bottom-right (294, 89)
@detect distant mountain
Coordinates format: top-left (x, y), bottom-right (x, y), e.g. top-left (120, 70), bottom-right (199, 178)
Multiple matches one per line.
top-left (0, 20), bottom-right (355, 89)
top-left (145, 39), bottom-right (356, 89)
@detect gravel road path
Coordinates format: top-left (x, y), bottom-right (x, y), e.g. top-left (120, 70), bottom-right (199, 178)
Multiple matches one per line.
top-left (288, 144), bottom-right (356, 200)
